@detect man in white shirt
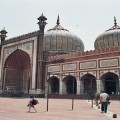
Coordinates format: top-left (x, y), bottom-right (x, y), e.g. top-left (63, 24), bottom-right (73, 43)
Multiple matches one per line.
top-left (100, 91), bottom-right (109, 113)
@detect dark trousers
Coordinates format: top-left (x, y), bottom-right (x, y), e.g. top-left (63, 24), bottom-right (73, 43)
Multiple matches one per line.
top-left (101, 102), bottom-right (108, 113)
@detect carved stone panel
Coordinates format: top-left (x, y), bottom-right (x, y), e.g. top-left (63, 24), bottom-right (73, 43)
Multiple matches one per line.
top-left (47, 65), bottom-right (60, 72)
top-left (80, 61), bottom-right (96, 69)
top-left (63, 63), bottom-right (77, 71)
top-left (99, 58), bottom-right (118, 68)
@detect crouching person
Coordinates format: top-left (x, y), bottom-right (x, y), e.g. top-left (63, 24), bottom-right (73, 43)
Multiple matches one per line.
top-left (94, 93), bottom-right (100, 109)
top-left (27, 96), bottom-right (39, 113)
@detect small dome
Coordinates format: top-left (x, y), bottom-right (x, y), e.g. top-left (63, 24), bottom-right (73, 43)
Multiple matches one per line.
top-left (94, 17), bottom-right (120, 49)
top-left (43, 16), bottom-right (84, 54)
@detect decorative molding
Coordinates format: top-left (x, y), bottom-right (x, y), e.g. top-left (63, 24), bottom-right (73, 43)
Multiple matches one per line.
top-left (80, 71), bottom-right (96, 78)
top-left (3, 31), bottom-right (39, 45)
top-left (100, 70), bottom-right (109, 77)
top-left (109, 69), bottom-right (119, 76)
top-left (3, 40), bottom-right (34, 65)
top-left (99, 69), bottom-right (119, 78)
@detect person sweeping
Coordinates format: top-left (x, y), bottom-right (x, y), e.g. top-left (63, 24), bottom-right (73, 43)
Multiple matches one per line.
top-left (27, 96), bottom-right (39, 113)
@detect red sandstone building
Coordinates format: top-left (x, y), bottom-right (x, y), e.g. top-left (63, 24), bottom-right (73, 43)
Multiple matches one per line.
top-left (0, 14), bottom-right (120, 98)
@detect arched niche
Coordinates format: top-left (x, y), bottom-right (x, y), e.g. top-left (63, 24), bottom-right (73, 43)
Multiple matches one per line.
top-left (100, 72), bottom-right (119, 94)
top-left (81, 73), bottom-right (96, 94)
top-left (47, 76), bottom-right (60, 94)
top-left (63, 75), bottom-right (77, 94)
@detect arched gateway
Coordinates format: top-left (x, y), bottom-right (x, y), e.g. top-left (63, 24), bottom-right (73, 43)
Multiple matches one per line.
top-left (47, 76), bottom-right (59, 94)
top-left (101, 72), bottom-right (119, 94)
top-left (63, 75), bottom-right (77, 94)
top-left (81, 74), bottom-right (96, 94)
top-left (3, 49), bottom-right (31, 94)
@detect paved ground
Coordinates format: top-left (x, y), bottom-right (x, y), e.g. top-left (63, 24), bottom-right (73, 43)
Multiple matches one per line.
top-left (0, 97), bottom-right (120, 120)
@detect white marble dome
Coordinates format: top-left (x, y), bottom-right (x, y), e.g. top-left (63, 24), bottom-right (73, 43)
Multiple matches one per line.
top-left (94, 17), bottom-right (120, 49)
top-left (43, 16), bottom-right (84, 54)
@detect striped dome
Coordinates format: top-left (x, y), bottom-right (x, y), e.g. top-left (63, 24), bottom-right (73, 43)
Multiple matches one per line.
top-left (43, 16), bottom-right (84, 54)
top-left (94, 17), bottom-right (120, 49)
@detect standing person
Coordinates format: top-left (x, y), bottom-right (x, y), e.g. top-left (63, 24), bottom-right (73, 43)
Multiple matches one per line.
top-left (86, 92), bottom-right (90, 102)
top-left (100, 91), bottom-right (109, 113)
top-left (27, 96), bottom-right (39, 113)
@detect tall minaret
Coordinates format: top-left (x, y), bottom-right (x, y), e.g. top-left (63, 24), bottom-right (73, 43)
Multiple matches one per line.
top-left (0, 28), bottom-right (7, 57)
top-left (38, 13), bottom-right (47, 33)
top-left (36, 13), bottom-right (47, 94)
top-left (0, 28), bottom-right (7, 90)
top-left (0, 28), bottom-right (7, 43)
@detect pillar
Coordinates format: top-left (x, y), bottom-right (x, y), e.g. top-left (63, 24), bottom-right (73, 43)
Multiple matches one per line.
top-left (59, 81), bottom-right (63, 94)
top-left (119, 79), bottom-right (120, 91)
top-left (77, 80), bottom-right (80, 94)
top-left (96, 79), bottom-right (104, 93)
top-left (62, 81), bottom-right (66, 94)
top-left (80, 81), bottom-right (84, 94)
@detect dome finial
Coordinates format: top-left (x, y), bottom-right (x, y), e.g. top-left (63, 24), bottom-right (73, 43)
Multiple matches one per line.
top-left (56, 15), bottom-right (60, 25)
top-left (114, 16), bottom-right (117, 26)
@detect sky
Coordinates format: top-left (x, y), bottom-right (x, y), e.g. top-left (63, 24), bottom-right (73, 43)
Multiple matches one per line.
top-left (0, 0), bottom-right (120, 51)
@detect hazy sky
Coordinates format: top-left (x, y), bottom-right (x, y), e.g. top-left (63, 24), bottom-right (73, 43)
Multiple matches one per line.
top-left (0, 0), bottom-right (120, 50)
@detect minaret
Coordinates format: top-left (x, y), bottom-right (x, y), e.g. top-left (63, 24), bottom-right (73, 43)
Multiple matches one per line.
top-left (0, 28), bottom-right (7, 58)
top-left (36, 13), bottom-right (47, 94)
top-left (0, 28), bottom-right (7, 43)
top-left (37, 13), bottom-right (47, 33)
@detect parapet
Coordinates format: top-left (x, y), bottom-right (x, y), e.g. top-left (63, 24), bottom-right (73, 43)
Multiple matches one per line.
top-left (2, 31), bottom-right (39, 44)
top-left (48, 46), bottom-right (120, 61)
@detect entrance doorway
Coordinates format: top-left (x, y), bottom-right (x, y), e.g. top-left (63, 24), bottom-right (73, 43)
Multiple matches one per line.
top-left (63, 75), bottom-right (77, 94)
top-left (3, 49), bottom-right (31, 94)
top-left (81, 74), bottom-right (96, 94)
top-left (101, 72), bottom-right (119, 94)
top-left (48, 76), bottom-right (59, 94)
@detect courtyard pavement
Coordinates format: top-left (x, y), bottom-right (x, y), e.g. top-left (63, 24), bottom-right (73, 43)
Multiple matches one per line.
top-left (0, 97), bottom-right (120, 120)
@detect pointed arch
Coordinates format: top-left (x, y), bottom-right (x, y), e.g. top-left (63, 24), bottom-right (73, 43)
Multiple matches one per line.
top-left (81, 73), bottom-right (96, 94)
top-left (4, 49), bottom-right (31, 69)
top-left (3, 49), bottom-right (31, 94)
top-left (100, 72), bottom-right (119, 94)
top-left (63, 75), bottom-right (77, 94)
top-left (48, 76), bottom-right (60, 94)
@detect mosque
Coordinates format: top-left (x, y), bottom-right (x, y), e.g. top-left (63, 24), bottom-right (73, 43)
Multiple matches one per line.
top-left (0, 14), bottom-right (120, 98)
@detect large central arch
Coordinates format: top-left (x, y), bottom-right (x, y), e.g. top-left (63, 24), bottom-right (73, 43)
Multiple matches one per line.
top-left (3, 49), bottom-right (31, 94)
top-left (101, 72), bottom-right (119, 94)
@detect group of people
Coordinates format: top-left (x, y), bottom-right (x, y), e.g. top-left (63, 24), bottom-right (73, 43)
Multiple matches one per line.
top-left (27, 91), bottom-right (110, 113)
top-left (94, 91), bottom-right (110, 113)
